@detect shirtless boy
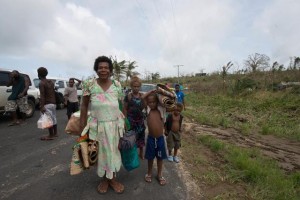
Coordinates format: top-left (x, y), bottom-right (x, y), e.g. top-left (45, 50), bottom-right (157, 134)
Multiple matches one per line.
top-left (143, 90), bottom-right (168, 186)
top-left (165, 103), bottom-right (184, 163)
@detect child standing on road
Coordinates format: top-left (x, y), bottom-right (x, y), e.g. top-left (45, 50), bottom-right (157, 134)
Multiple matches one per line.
top-left (143, 90), bottom-right (168, 186)
top-left (165, 103), bottom-right (184, 163)
top-left (64, 78), bottom-right (81, 119)
top-left (123, 76), bottom-right (146, 159)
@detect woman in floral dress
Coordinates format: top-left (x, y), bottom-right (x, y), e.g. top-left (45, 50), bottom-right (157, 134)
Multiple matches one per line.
top-left (123, 75), bottom-right (146, 159)
top-left (79, 56), bottom-right (125, 194)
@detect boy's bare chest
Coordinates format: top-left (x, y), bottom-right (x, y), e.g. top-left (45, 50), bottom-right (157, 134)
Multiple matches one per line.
top-left (147, 110), bottom-right (163, 123)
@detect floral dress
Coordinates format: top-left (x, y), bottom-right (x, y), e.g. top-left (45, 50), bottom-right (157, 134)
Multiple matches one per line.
top-left (124, 93), bottom-right (145, 148)
top-left (81, 78), bottom-right (124, 179)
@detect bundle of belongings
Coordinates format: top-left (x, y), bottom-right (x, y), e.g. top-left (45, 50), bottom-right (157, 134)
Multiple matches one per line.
top-left (70, 134), bottom-right (98, 175)
top-left (156, 83), bottom-right (177, 112)
top-left (65, 111), bottom-right (84, 136)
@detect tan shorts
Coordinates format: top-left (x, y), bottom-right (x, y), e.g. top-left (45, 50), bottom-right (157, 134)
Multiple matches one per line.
top-left (167, 130), bottom-right (181, 150)
top-left (5, 96), bottom-right (29, 113)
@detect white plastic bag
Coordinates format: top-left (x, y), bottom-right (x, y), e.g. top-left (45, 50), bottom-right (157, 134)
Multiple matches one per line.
top-left (37, 113), bottom-right (53, 129)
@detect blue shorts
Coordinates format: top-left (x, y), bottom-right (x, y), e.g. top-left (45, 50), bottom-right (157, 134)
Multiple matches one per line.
top-left (145, 135), bottom-right (168, 160)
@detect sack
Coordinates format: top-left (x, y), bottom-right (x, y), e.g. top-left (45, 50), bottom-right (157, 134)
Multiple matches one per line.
top-left (70, 137), bottom-right (98, 175)
top-left (119, 130), bottom-right (136, 150)
top-left (70, 143), bottom-right (84, 175)
top-left (65, 111), bottom-right (81, 136)
top-left (37, 113), bottom-right (53, 129)
top-left (121, 145), bottom-right (140, 171)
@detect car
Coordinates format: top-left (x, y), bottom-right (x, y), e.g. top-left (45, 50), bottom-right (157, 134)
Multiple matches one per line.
top-left (140, 83), bottom-right (157, 94)
top-left (33, 77), bottom-right (82, 109)
top-left (0, 68), bottom-right (39, 118)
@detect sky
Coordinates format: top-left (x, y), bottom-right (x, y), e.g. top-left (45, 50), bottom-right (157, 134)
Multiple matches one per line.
top-left (0, 0), bottom-right (299, 80)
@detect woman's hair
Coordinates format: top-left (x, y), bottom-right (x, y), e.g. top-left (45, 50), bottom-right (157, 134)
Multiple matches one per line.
top-left (37, 67), bottom-right (48, 78)
top-left (93, 56), bottom-right (113, 73)
top-left (130, 75), bottom-right (141, 87)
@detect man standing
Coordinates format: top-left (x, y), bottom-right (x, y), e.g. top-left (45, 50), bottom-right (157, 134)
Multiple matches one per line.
top-left (5, 70), bottom-right (29, 126)
top-left (64, 78), bottom-right (81, 119)
top-left (38, 67), bottom-right (58, 140)
top-left (175, 83), bottom-right (185, 111)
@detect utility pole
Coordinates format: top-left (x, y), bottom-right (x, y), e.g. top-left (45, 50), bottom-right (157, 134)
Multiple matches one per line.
top-left (174, 65), bottom-right (183, 83)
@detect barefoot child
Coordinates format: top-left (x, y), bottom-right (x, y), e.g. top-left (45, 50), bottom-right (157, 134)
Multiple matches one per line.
top-left (165, 102), bottom-right (184, 163)
top-left (143, 90), bottom-right (168, 186)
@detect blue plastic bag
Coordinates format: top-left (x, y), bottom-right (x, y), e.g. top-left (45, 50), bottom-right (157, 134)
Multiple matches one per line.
top-left (120, 145), bottom-right (140, 171)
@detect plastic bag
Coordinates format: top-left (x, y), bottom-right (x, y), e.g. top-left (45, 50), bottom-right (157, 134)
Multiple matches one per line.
top-left (37, 113), bottom-right (53, 129)
top-left (120, 145), bottom-right (140, 171)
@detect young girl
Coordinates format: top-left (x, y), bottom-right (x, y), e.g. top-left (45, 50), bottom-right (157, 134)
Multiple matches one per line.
top-left (123, 76), bottom-right (146, 159)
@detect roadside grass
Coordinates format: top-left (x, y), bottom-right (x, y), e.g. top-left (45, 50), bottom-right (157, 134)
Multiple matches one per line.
top-left (197, 135), bottom-right (300, 200)
top-left (185, 91), bottom-right (300, 141)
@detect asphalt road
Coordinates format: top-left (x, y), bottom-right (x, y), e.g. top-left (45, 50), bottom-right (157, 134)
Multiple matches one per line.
top-left (0, 109), bottom-right (188, 200)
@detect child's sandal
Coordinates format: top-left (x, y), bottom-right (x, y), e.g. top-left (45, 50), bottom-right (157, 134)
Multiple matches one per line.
top-left (144, 174), bottom-right (152, 183)
top-left (157, 176), bottom-right (166, 186)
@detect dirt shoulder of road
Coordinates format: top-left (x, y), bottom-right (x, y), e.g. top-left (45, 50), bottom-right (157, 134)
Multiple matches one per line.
top-left (175, 118), bottom-right (300, 199)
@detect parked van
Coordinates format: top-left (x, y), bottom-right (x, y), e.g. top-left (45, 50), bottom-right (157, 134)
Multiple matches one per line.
top-left (0, 68), bottom-right (40, 118)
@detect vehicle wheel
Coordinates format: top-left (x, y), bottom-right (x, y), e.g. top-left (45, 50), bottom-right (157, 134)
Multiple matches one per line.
top-left (26, 99), bottom-right (35, 118)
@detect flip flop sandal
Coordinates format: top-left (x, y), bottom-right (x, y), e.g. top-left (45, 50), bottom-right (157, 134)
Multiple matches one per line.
top-left (156, 176), bottom-right (166, 186)
top-left (97, 181), bottom-right (109, 194)
top-left (144, 174), bottom-right (152, 183)
top-left (109, 181), bottom-right (124, 194)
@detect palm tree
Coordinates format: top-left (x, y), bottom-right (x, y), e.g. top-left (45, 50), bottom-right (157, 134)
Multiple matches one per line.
top-left (111, 56), bottom-right (126, 81)
top-left (125, 61), bottom-right (138, 84)
top-left (222, 61), bottom-right (233, 91)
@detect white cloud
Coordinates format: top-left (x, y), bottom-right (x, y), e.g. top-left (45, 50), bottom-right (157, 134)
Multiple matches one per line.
top-left (253, 0), bottom-right (300, 65)
top-left (0, 0), bottom-right (299, 79)
top-left (37, 3), bottom-right (113, 74)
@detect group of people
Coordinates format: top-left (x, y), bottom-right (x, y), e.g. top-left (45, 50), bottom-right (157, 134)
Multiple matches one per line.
top-left (5, 55), bottom-right (186, 194)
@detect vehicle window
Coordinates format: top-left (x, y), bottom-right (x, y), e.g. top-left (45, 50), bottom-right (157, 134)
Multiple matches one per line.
top-left (140, 84), bottom-right (156, 92)
top-left (57, 81), bottom-right (65, 88)
top-left (0, 72), bottom-right (10, 86)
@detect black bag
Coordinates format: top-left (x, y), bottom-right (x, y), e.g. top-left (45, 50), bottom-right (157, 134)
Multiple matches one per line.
top-left (55, 91), bottom-right (64, 104)
top-left (119, 130), bottom-right (136, 150)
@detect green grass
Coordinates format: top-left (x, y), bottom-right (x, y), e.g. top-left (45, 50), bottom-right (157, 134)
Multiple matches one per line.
top-left (197, 135), bottom-right (300, 200)
top-left (186, 92), bottom-right (300, 141)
